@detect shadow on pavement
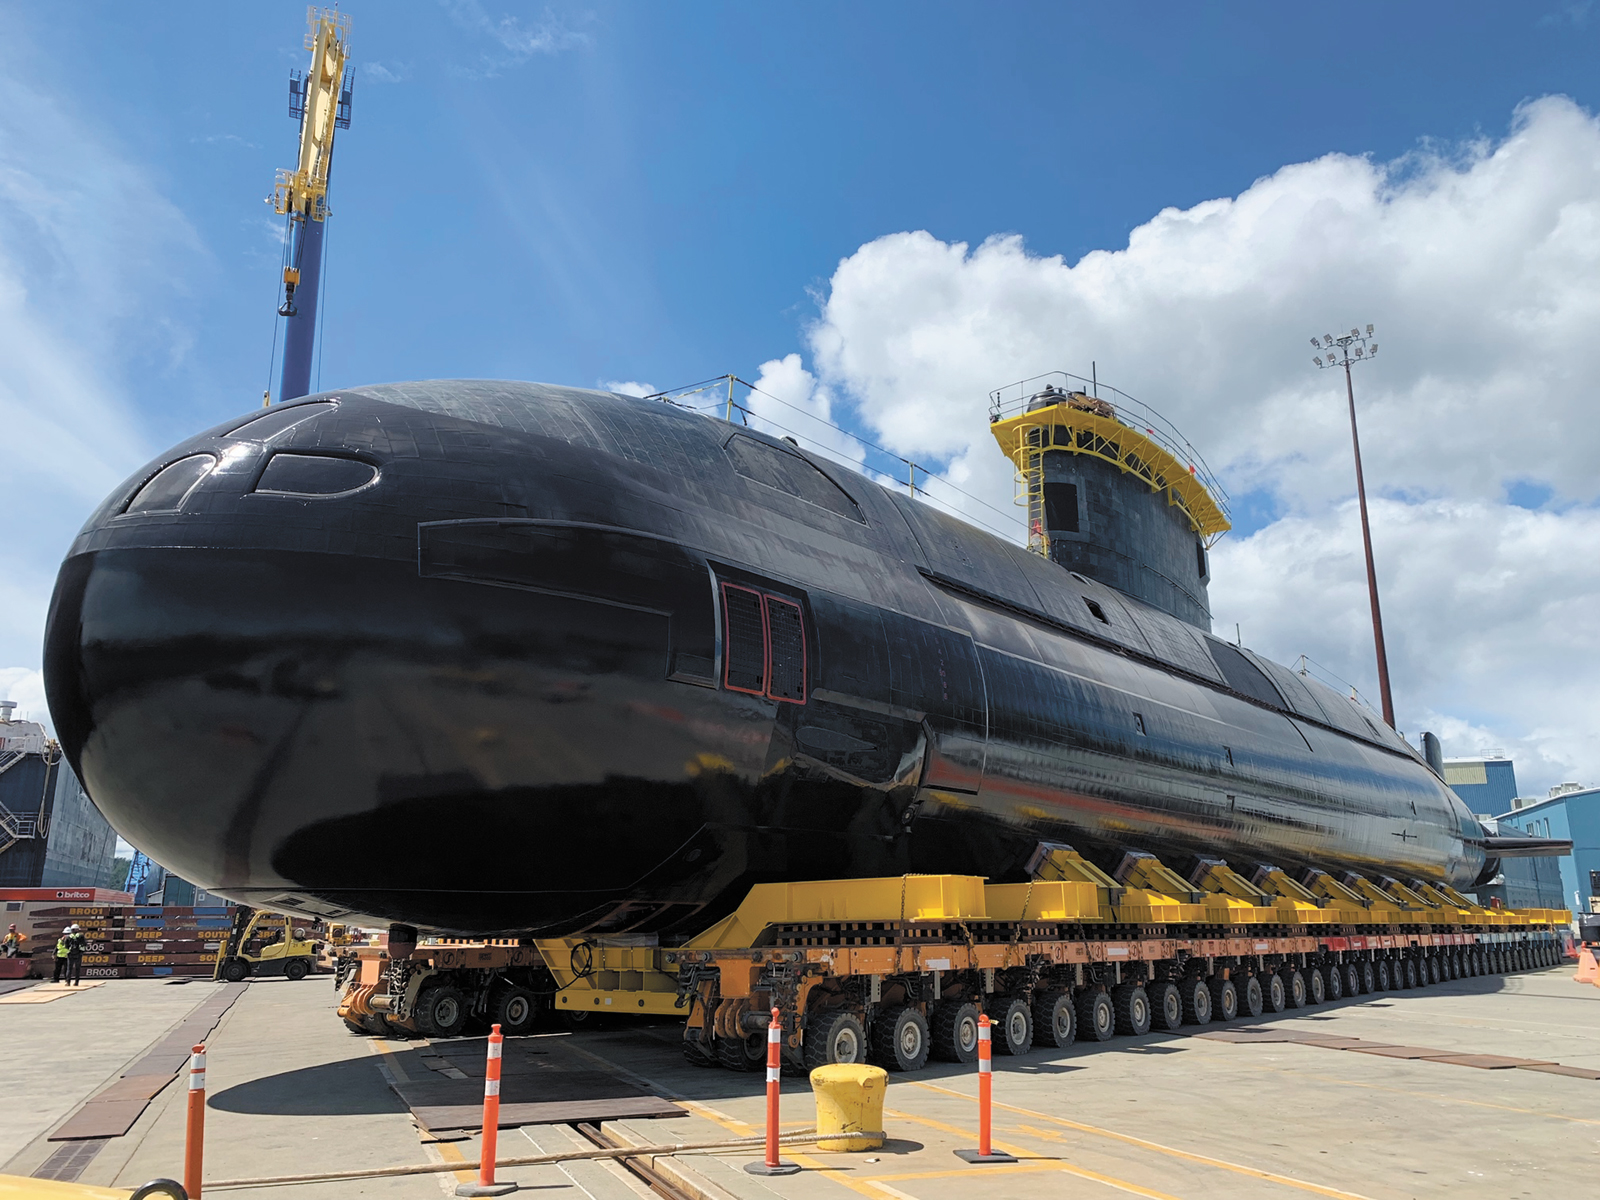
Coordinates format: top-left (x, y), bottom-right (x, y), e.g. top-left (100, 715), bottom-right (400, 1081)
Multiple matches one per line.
top-left (209, 1052), bottom-right (411, 1116)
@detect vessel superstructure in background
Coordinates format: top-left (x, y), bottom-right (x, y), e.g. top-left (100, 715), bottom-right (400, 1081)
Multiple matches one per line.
top-left (41, 379), bottom-right (1566, 935)
top-left (0, 701), bottom-right (119, 890)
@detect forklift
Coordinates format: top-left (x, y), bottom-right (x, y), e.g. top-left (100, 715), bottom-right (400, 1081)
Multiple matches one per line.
top-left (213, 906), bottom-right (320, 982)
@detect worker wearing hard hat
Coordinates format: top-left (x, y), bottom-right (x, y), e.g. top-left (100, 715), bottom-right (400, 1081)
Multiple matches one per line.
top-left (1, 924), bottom-right (22, 957)
top-left (64, 925), bottom-right (88, 986)
top-left (52, 929), bottom-right (71, 982)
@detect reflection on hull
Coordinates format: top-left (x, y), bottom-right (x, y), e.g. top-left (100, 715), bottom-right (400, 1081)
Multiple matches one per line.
top-left (45, 381), bottom-right (1489, 934)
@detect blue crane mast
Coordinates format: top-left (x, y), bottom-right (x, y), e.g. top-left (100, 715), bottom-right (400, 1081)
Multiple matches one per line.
top-left (273, 9), bottom-right (353, 404)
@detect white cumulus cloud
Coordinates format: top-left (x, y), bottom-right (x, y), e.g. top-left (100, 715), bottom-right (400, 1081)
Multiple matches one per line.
top-left (799, 95), bottom-right (1600, 799)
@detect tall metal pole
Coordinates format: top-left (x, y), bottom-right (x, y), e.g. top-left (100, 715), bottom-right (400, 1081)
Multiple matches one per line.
top-left (1311, 327), bottom-right (1393, 727)
top-left (1342, 356), bottom-right (1394, 728)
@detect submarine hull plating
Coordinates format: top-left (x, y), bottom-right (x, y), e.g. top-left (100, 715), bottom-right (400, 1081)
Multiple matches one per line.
top-left (44, 382), bottom-right (1485, 934)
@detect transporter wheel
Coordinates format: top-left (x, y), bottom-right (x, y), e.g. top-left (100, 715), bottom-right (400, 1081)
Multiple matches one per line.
top-left (1284, 970), bottom-right (1306, 1008)
top-left (681, 1030), bottom-right (719, 1068)
top-left (1428, 957), bottom-right (1441, 985)
top-left (284, 959), bottom-right (310, 982)
top-left (1488, 949), bottom-right (1500, 974)
top-left (1264, 972), bottom-right (1287, 1013)
top-left (994, 997), bottom-right (1034, 1056)
top-left (1032, 990), bottom-right (1075, 1048)
top-left (1078, 989), bottom-right (1116, 1042)
top-left (931, 1002), bottom-right (982, 1063)
top-left (1113, 984), bottom-right (1152, 1036)
top-left (1241, 975), bottom-right (1264, 1018)
top-left (717, 1029), bottom-right (766, 1071)
top-left (1206, 977), bottom-right (1234, 1023)
top-left (488, 984), bottom-right (541, 1037)
top-left (1308, 968), bottom-right (1326, 1006)
top-left (413, 984), bottom-right (468, 1039)
top-left (220, 959), bottom-right (250, 983)
top-left (804, 1009), bottom-right (867, 1070)
top-left (1326, 965), bottom-right (1343, 1002)
top-left (1404, 960), bottom-right (1419, 989)
top-left (872, 1006), bottom-right (930, 1072)
top-left (1375, 960), bottom-right (1391, 991)
top-left (1150, 981), bottom-right (1183, 1032)
top-left (1394, 959), bottom-right (1410, 990)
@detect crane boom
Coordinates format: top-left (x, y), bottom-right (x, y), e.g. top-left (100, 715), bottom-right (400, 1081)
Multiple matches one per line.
top-left (273, 7), bottom-right (353, 404)
top-left (273, 9), bottom-right (351, 222)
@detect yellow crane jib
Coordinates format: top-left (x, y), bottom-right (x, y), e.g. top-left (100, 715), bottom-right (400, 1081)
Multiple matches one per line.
top-left (273, 7), bottom-right (353, 222)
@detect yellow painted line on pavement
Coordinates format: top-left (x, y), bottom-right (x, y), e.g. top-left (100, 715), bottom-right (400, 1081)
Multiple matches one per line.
top-left (877, 1107), bottom-right (1183, 1200)
top-left (908, 1081), bottom-right (1375, 1200)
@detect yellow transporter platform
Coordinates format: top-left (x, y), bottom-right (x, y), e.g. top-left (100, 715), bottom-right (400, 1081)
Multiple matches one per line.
top-left (334, 851), bottom-right (1566, 1055)
top-left (664, 853), bottom-right (1567, 1072)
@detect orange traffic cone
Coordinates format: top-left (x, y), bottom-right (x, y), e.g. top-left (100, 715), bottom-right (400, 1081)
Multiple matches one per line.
top-left (1574, 946), bottom-right (1597, 984)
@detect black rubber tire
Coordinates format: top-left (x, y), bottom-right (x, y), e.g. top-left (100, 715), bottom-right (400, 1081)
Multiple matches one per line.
top-left (1346, 963), bottom-right (1362, 996)
top-left (1264, 972), bottom-right (1287, 1013)
top-left (1150, 981), bottom-right (1183, 1032)
top-left (1112, 984), bottom-right (1152, 1036)
top-left (1308, 967), bottom-right (1326, 1005)
top-left (1284, 970), bottom-right (1306, 1008)
top-left (994, 997), bottom-right (1034, 1056)
top-left (1361, 961), bottom-right (1377, 993)
top-left (1428, 957), bottom-right (1441, 985)
top-left (1181, 976), bottom-right (1212, 1026)
top-left (221, 959), bottom-right (249, 983)
top-left (804, 1009), bottom-right (867, 1070)
top-left (284, 959), bottom-right (310, 982)
top-left (488, 984), bottom-right (541, 1037)
top-left (1032, 990), bottom-right (1075, 1049)
top-left (1375, 960), bottom-right (1391, 992)
top-left (681, 1036), bottom-right (720, 1068)
top-left (1078, 989), bottom-right (1116, 1041)
top-left (871, 1006), bottom-right (930, 1072)
top-left (343, 1018), bottom-right (372, 1035)
top-left (1241, 975), bottom-right (1264, 1017)
top-left (717, 1029), bottom-right (766, 1071)
top-left (1405, 960), bottom-right (1420, 989)
top-left (931, 1001), bottom-right (982, 1063)
top-left (1207, 977), bottom-right (1234, 1022)
top-left (414, 984), bottom-right (469, 1039)
top-left (361, 1014), bottom-right (391, 1036)
top-left (1326, 965), bottom-right (1344, 1001)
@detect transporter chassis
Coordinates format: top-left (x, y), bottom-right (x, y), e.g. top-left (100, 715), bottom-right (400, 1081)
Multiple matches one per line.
top-left (334, 847), bottom-right (1566, 1072)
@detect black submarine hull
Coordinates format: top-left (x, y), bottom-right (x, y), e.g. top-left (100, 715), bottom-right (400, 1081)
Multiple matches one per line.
top-left (44, 381), bottom-right (1489, 935)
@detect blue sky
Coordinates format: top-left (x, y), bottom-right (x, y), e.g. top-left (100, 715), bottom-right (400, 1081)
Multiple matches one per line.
top-left (5, 1), bottom-right (1600, 792)
top-left (20, 1), bottom-right (1600, 445)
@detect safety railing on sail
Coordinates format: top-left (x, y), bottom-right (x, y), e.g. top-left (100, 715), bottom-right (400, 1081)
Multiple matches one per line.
top-left (988, 370), bottom-right (1232, 528)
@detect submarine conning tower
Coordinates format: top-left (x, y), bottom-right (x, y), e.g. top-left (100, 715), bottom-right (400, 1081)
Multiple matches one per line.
top-left (989, 372), bottom-right (1232, 631)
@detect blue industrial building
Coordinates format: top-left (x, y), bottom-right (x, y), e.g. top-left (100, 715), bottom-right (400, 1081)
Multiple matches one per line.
top-left (1497, 784), bottom-right (1600, 918)
top-left (1443, 754), bottom-right (1521, 817)
top-left (1445, 752), bottom-right (1571, 911)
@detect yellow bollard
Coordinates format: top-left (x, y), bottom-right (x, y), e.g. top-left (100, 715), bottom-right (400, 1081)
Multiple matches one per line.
top-left (809, 1064), bottom-right (887, 1151)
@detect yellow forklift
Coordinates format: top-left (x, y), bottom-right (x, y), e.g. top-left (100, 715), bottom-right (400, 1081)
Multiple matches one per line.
top-left (213, 906), bottom-right (320, 982)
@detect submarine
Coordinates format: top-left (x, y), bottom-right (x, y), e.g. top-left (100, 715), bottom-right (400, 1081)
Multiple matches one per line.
top-left (42, 378), bottom-right (1562, 935)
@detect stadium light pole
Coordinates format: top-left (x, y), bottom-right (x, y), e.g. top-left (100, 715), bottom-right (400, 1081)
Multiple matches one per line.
top-left (1311, 325), bottom-right (1395, 729)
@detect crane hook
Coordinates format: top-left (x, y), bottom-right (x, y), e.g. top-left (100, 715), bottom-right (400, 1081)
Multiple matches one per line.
top-left (278, 266), bottom-right (301, 317)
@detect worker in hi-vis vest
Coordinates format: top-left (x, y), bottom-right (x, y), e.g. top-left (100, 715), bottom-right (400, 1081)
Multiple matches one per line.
top-left (53, 932), bottom-right (70, 982)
